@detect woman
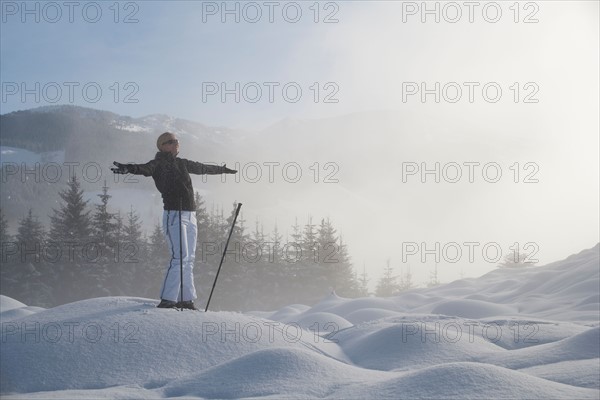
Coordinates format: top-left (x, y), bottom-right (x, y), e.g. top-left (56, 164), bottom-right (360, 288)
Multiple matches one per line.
top-left (111, 132), bottom-right (237, 309)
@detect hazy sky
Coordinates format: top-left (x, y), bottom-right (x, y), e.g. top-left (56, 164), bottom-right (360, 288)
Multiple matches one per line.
top-left (1, 1), bottom-right (598, 287)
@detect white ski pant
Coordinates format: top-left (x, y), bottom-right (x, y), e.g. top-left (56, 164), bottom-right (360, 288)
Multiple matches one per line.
top-left (160, 210), bottom-right (197, 302)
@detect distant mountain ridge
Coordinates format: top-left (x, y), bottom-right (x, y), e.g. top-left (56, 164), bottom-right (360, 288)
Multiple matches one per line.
top-left (0, 106), bottom-right (248, 230)
top-left (0, 105), bottom-right (240, 163)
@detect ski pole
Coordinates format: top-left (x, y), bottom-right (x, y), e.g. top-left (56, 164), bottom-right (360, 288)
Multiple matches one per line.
top-left (179, 198), bottom-right (184, 310)
top-left (205, 202), bottom-right (242, 312)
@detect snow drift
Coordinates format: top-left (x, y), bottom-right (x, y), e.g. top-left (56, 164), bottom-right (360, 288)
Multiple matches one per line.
top-left (1, 244), bottom-right (598, 399)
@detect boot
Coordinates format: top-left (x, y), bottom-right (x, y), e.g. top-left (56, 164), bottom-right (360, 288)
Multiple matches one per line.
top-left (176, 300), bottom-right (197, 310)
top-left (157, 299), bottom-right (178, 308)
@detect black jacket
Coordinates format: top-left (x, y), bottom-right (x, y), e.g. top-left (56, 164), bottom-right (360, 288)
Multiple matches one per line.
top-left (127, 152), bottom-right (229, 211)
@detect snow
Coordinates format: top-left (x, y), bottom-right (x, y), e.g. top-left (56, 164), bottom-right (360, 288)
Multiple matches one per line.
top-left (518, 359), bottom-right (600, 389)
top-left (0, 146), bottom-right (65, 165)
top-left (0, 296), bottom-right (27, 312)
top-left (0, 296), bottom-right (44, 321)
top-left (0, 244), bottom-right (598, 399)
top-left (430, 299), bottom-right (516, 319)
top-left (110, 121), bottom-right (150, 133)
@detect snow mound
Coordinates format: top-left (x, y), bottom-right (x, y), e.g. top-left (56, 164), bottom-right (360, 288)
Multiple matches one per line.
top-left (519, 359), bottom-right (600, 389)
top-left (476, 318), bottom-right (590, 350)
top-left (308, 296), bottom-right (405, 319)
top-left (0, 295), bottom-right (27, 312)
top-left (336, 362), bottom-right (599, 400)
top-left (0, 295), bottom-right (45, 322)
top-left (337, 319), bottom-right (504, 371)
top-left (344, 308), bottom-right (403, 324)
top-left (163, 347), bottom-right (385, 399)
top-left (412, 243), bottom-right (600, 322)
top-left (0, 297), bottom-right (325, 393)
top-left (0, 306), bottom-right (45, 322)
top-left (268, 304), bottom-right (310, 321)
top-left (291, 311), bottom-right (353, 331)
top-left (431, 299), bottom-right (516, 318)
top-left (479, 326), bottom-right (600, 370)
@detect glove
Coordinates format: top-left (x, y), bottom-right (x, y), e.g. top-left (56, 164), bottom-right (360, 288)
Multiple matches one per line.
top-left (111, 162), bottom-right (130, 174)
top-left (223, 164), bottom-right (237, 174)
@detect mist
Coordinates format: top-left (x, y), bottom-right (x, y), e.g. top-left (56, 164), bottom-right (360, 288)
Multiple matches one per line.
top-left (1, 1), bottom-right (598, 289)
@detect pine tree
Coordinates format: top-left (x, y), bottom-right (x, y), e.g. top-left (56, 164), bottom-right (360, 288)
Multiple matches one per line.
top-left (194, 192), bottom-right (210, 232)
top-left (114, 211), bottom-right (124, 241)
top-left (243, 218), bottom-right (266, 309)
top-left (213, 205), bottom-right (228, 243)
top-left (123, 206), bottom-right (143, 243)
top-left (398, 264), bottom-right (415, 291)
top-left (200, 201), bottom-right (221, 293)
top-left (262, 222), bottom-right (285, 308)
top-left (92, 181), bottom-right (118, 247)
top-left (317, 218), bottom-right (337, 264)
top-left (15, 209), bottom-right (53, 305)
top-left (48, 175), bottom-right (92, 303)
top-left (0, 208), bottom-right (13, 268)
top-left (289, 217), bottom-right (303, 264)
top-left (121, 205), bottom-right (144, 295)
top-left (278, 220), bottom-right (303, 306)
top-left (149, 219), bottom-right (168, 261)
top-left (16, 209), bottom-right (46, 262)
top-left (301, 215), bottom-right (318, 265)
top-left (49, 175), bottom-right (92, 245)
top-left (334, 233), bottom-right (359, 297)
top-left (210, 202), bottom-right (247, 310)
top-left (89, 182), bottom-right (118, 297)
top-left (248, 218), bottom-right (265, 266)
top-left (427, 262), bottom-right (440, 287)
top-left (100, 210), bottom-right (125, 294)
top-left (144, 219), bottom-right (168, 298)
top-left (357, 263), bottom-right (370, 297)
top-left (269, 222), bottom-right (284, 266)
top-left (197, 204), bottom-right (224, 300)
top-left (295, 215), bottom-right (323, 302)
top-left (375, 259), bottom-right (399, 297)
top-left (251, 218), bottom-right (265, 243)
top-left (317, 218), bottom-right (342, 295)
top-left (0, 208), bottom-right (10, 245)
top-left (0, 209), bottom-right (19, 302)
